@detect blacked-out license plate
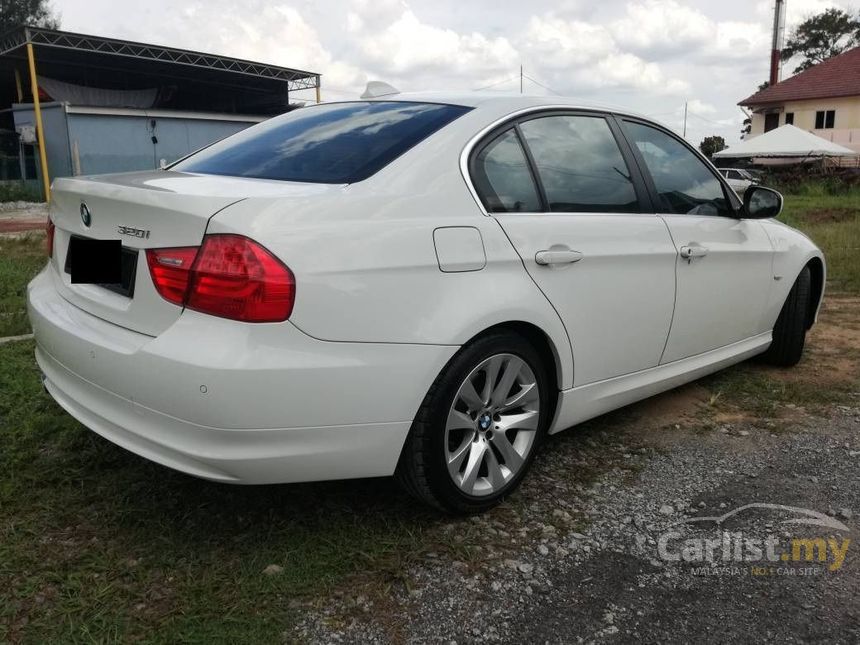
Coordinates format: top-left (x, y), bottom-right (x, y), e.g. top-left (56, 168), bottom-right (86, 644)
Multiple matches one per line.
top-left (65, 236), bottom-right (138, 297)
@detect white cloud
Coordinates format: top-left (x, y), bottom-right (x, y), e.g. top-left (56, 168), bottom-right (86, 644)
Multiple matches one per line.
top-left (53, 0), bottom-right (851, 143)
top-left (611, 0), bottom-right (713, 58)
top-left (687, 99), bottom-right (717, 115)
top-left (347, 5), bottom-right (519, 84)
top-left (522, 16), bottom-right (615, 67)
top-left (520, 14), bottom-right (690, 95)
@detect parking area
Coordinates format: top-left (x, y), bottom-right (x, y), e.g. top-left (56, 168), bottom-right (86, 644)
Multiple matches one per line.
top-left (1, 187), bottom-right (859, 642)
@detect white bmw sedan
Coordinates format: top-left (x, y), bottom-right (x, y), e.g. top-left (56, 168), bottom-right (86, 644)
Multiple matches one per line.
top-left (28, 94), bottom-right (824, 513)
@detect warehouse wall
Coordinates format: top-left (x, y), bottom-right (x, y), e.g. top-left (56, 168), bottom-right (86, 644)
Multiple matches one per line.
top-left (66, 113), bottom-right (252, 175)
top-left (12, 104), bottom-right (259, 182)
top-left (12, 103), bottom-right (73, 184)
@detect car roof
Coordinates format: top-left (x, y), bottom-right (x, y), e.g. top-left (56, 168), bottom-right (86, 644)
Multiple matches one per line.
top-left (350, 91), bottom-right (654, 122)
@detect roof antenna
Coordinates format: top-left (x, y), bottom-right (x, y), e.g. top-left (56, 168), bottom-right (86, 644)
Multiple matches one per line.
top-left (360, 81), bottom-right (400, 99)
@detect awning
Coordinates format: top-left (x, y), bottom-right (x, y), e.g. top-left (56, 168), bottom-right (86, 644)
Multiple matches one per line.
top-left (714, 124), bottom-right (856, 159)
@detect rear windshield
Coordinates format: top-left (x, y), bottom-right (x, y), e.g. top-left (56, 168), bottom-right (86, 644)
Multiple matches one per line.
top-left (173, 101), bottom-right (471, 184)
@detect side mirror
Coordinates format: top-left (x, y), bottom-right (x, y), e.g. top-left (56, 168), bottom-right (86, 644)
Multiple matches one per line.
top-left (743, 185), bottom-right (783, 219)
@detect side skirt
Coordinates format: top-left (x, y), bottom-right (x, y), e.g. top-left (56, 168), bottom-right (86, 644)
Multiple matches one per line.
top-left (549, 332), bottom-right (772, 433)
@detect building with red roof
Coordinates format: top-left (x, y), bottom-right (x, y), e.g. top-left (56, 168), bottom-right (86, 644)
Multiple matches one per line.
top-left (739, 47), bottom-right (860, 153)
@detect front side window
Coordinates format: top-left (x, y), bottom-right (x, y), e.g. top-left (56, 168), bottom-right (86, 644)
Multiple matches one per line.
top-left (173, 101), bottom-right (471, 184)
top-left (472, 129), bottom-right (542, 213)
top-left (518, 115), bottom-right (639, 213)
top-left (623, 121), bottom-right (732, 217)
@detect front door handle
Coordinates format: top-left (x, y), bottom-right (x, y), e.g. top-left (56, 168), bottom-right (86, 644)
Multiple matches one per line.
top-left (679, 245), bottom-right (708, 261)
top-left (535, 249), bottom-right (584, 266)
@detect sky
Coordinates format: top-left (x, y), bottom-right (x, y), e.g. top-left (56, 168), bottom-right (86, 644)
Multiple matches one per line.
top-left (50, 0), bottom-right (860, 146)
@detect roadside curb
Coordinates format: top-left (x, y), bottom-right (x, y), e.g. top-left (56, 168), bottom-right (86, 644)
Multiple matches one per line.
top-left (0, 333), bottom-right (34, 345)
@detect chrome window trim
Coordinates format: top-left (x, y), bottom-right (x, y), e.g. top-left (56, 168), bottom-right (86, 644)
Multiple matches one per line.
top-left (458, 105), bottom-right (658, 219)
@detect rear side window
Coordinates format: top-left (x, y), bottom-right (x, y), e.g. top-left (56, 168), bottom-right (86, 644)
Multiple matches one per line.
top-left (173, 101), bottom-right (471, 184)
top-left (472, 129), bottom-right (542, 213)
top-left (623, 121), bottom-right (732, 217)
top-left (518, 115), bottom-right (639, 213)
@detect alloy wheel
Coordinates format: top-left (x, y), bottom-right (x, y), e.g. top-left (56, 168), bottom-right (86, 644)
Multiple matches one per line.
top-left (444, 353), bottom-right (540, 497)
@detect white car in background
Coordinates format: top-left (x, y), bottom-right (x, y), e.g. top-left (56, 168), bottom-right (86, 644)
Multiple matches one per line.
top-left (28, 94), bottom-right (825, 513)
top-left (718, 167), bottom-right (757, 194)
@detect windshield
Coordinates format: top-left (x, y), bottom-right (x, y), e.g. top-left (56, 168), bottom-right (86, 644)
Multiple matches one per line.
top-left (173, 101), bottom-right (471, 184)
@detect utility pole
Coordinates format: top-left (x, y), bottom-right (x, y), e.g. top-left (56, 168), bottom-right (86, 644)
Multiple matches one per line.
top-left (770, 0), bottom-right (787, 86)
top-left (683, 101), bottom-right (688, 138)
top-left (520, 65), bottom-right (523, 94)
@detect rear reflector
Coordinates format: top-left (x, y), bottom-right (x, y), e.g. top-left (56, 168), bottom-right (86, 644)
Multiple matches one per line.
top-left (146, 235), bottom-right (295, 323)
top-left (46, 219), bottom-right (55, 258)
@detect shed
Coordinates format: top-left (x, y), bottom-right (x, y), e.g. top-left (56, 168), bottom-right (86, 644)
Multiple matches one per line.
top-left (0, 26), bottom-right (321, 200)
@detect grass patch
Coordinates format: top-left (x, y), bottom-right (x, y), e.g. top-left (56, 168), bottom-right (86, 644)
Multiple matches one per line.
top-left (779, 187), bottom-right (860, 294)
top-left (0, 181), bottom-right (43, 203)
top-left (0, 340), bottom-right (454, 642)
top-left (700, 361), bottom-right (855, 418)
top-left (0, 234), bottom-right (45, 337)
top-left (0, 182), bottom-right (857, 640)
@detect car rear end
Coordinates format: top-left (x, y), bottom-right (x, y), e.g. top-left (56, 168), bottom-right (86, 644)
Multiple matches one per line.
top-left (28, 100), bottom-right (472, 484)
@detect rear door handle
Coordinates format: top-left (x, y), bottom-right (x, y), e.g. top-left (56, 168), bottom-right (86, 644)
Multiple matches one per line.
top-left (679, 245), bottom-right (708, 261)
top-left (535, 249), bottom-right (584, 266)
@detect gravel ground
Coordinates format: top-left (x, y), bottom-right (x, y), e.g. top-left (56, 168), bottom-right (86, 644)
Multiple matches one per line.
top-left (0, 202), bottom-right (48, 235)
top-left (298, 403), bottom-right (860, 644)
top-left (0, 201), bottom-right (47, 215)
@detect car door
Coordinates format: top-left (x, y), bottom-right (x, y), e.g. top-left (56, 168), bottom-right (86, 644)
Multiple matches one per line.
top-left (470, 112), bottom-right (677, 386)
top-left (619, 119), bottom-right (774, 364)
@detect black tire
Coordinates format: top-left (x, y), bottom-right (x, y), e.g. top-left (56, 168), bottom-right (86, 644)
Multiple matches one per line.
top-left (761, 266), bottom-right (812, 367)
top-left (396, 332), bottom-right (550, 514)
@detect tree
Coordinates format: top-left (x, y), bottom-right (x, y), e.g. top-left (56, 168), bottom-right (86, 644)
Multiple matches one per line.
top-left (699, 136), bottom-right (727, 158)
top-left (781, 8), bottom-right (860, 74)
top-left (0, 0), bottom-right (59, 34)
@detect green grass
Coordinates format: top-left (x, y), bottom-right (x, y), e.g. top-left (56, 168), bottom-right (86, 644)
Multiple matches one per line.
top-left (0, 340), bottom-right (453, 642)
top-left (779, 186), bottom-right (860, 293)
top-left (0, 234), bottom-right (45, 337)
top-left (0, 181), bottom-right (43, 203)
top-left (0, 183), bottom-right (858, 641)
top-left (702, 361), bottom-right (856, 418)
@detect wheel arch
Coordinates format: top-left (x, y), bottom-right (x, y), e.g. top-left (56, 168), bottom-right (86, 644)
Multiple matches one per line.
top-left (462, 320), bottom-right (563, 426)
top-left (805, 256), bottom-right (825, 329)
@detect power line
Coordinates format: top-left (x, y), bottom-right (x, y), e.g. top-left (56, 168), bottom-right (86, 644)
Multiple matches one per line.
top-left (522, 74), bottom-right (563, 96)
top-left (472, 75), bottom-right (520, 91)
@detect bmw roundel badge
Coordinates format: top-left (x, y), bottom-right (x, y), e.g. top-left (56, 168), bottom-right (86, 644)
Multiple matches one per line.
top-left (80, 202), bottom-right (92, 227)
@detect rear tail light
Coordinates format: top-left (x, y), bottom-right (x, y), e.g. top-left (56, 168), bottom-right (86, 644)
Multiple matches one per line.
top-left (146, 247), bottom-right (199, 306)
top-left (146, 235), bottom-right (295, 323)
top-left (46, 219), bottom-right (55, 257)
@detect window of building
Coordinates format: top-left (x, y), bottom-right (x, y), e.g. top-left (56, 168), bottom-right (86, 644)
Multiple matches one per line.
top-left (764, 113), bottom-right (780, 132)
top-left (815, 110), bottom-right (836, 130)
top-left (785, 112), bottom-right (794, 125)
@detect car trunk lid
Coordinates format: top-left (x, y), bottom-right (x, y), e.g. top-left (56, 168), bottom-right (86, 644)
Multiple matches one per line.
top-left (48, 170), bottom-right (333, 336)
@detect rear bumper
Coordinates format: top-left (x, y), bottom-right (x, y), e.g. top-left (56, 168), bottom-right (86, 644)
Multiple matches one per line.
top-left (28, 267), bottom-right (457, 484)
